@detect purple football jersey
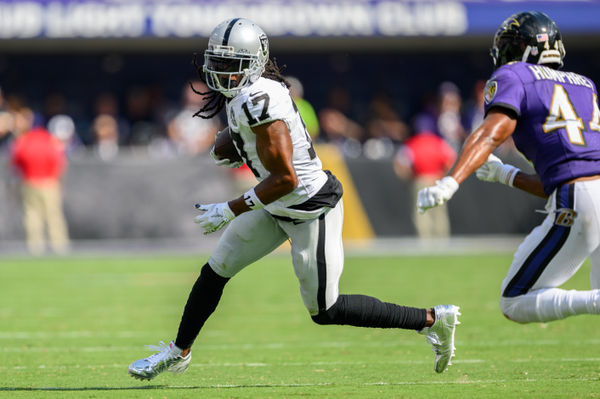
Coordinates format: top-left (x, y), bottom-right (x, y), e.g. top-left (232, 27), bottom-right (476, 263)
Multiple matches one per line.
top-left (484, 62), bottom-right (600, 195)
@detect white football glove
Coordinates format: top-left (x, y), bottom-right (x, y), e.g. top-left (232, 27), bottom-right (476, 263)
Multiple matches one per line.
top-left (475, 154), bottom-right (520, 186)
top-left (210, 148), bottom-right (244, 168)
top-left (194, 202), bottom-right (236, 234)
top-left (417, 176), bottom-right (459, 214)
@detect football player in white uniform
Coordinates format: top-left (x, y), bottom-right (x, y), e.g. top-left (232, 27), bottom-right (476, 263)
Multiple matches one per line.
top-left (128, 18), bottom-right (460, 380)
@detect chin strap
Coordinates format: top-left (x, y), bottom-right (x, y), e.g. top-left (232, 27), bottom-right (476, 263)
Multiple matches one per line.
top-left (521, 45), bottom-right (533, 63)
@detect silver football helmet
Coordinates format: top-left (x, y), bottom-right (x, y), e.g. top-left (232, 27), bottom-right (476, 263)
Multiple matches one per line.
top-left (203, 18), bottom-right (269, 98)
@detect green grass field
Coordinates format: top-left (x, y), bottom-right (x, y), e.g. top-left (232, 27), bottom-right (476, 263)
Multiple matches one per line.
top-left (0, 251), bottom-right (598, 398)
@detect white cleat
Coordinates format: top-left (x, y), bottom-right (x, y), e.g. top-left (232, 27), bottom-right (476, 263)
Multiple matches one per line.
top-left (419, 305), bottom-right (461, 373)
top-left (128, 341), bottom-right (191, 381)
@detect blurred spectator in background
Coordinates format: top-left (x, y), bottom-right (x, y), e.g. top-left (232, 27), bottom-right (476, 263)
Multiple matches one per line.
top-left (318, 86), bottom-right (364, 156)
top-left (43, 92), bottom-right (68, 122)
top-left (394, 115), bottom-right (457, 239)
top-left (92, 92), bottom-right (129, 145)
top-left (125, 86), bottom-right (164, 146)
top-left (463, 80), bottom-right (520, 158)
top-left (319, 108), bottom-right (363, 143)
top-left (464, 80), bottom-right (486, 133)
top-left (92, 114), bottom-right (120, 161)
top-left (286, 76), bottom-right (319, 139)
top-left (163, 80), bottom-right (220, 156)
top-left (363, 91), bottom-right (409, 159)
top-left (0, 85), bottom-right (15, 152)
top-left (10, 107), bottom-right (70, 255)
top-left (436, 82), bottom-right (466, 152)
top-left (47, 114), bottom-right (83, 157)
top-left (411, 91), bottom-right (438, 132)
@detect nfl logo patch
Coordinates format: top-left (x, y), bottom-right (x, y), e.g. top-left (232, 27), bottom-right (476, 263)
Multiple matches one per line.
top-left (536, 33), bottom-right (548, 42)
top-left (484, 80), bottom-right (497, 104)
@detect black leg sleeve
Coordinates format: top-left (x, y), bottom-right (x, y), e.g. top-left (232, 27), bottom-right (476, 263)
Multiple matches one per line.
top-left (311, 294), bottom-right (427, 330)
top-left (174, 263), bottom-right (229, 350)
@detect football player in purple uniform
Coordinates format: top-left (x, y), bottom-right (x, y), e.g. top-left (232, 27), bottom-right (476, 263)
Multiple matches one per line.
top-left (127, 18), bottom-right (460, 381)
top-left (418, 11), bottom-right (600, 324)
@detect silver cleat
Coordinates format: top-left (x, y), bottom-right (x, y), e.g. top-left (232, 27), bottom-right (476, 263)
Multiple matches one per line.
top-left (419, 304), bottom-right (461, 373)
top-left (128, 341), bottom-right (191, 381)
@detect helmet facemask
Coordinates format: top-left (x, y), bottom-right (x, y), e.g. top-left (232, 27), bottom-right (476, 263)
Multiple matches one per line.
top-left (203, 46), bottom-right (260, 98)
top-left (530, 38), bottom-right (565, 67)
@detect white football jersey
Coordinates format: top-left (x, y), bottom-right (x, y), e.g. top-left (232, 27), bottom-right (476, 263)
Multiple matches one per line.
top-left (226, 77), bottom-right (328, 219)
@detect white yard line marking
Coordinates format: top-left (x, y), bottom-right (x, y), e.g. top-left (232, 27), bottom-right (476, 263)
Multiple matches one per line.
top-left (1, 346), bottom-right (141, 352)
top-left (2, 377), bottom-right (594, 392)
top-left (0, 331), bottom-right (151, 339)
top-left (362, 377), bottom-right (596, 386)
top-left (2, 357), bottom-right (600, 371)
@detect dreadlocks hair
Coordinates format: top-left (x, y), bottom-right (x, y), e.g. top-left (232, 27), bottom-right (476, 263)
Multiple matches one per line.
top-left (191, 54), bottom-right (290, 120)
top-left (262, 58), bottom-right (290, 88)
top-left (191, 53), bottom-right (226, 120)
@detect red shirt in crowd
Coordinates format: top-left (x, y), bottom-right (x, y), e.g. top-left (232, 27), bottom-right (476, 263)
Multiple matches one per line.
top-left (11, 127), bottom-right (66, 185)
top-left (400, 131), bottom-right (457, 178)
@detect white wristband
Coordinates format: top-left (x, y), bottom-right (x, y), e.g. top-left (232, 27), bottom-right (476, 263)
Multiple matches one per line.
top-left (498, 165), bottom-right (520, 187)
top-left (439, 176), bottom-right (459, 195)
top-left (243, 187), bottom-right (265, 210)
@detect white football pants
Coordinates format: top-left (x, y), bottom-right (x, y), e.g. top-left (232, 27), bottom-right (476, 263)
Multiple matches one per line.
top-left (208, 200), bottom-right (345, 316)
top-left (500, 180), bottom-right (600, 323)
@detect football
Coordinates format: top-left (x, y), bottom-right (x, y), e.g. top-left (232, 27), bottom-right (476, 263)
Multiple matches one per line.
top-left (213, 126), bottom-right (243, 162)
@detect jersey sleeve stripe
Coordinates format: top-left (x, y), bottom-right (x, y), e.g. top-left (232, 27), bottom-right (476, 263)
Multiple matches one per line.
top-left (485, 102), bottom-right (522, 118)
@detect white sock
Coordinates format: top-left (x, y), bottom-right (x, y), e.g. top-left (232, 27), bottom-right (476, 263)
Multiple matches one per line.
top-left (500, 288), bottom-right (600, 323)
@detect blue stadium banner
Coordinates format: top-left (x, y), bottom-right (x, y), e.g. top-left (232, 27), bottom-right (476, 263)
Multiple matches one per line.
top-left (0, 0), bottom-right (599, 39)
